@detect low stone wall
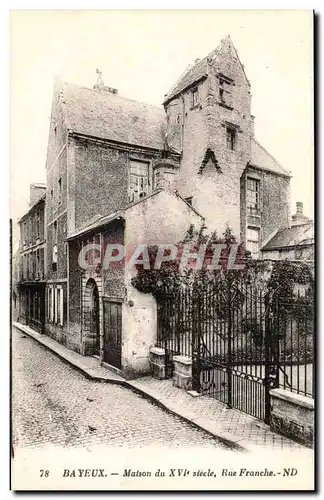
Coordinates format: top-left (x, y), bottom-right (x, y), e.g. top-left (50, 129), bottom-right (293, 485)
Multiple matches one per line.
top-left (270, 388), bottom-right (314, 448)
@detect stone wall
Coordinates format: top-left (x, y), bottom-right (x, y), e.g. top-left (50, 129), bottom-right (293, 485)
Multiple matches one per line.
top-left (73, 139), bottom-right (129, 232)
top-left (165, 37), bottom-right (291, 244)
top-left (123, 189), bottom-right (204, 378)
top-left (270, 388), bottom-right (314, 448)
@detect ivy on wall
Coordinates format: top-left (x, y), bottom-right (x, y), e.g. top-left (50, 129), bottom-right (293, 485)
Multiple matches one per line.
top-left (131, 224), bottom-right (314, 305)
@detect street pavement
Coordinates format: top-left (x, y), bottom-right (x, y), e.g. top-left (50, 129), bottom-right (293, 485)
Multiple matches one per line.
top-left (12, 327), bottom-right (227, 451)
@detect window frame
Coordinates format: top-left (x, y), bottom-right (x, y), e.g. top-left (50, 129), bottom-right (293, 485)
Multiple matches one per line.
top-left (246, 177), bottom-right (261, 215)
top-left (58, 177), bottom-right (62, 206)
top-left (36, 211), bottom-right (40, 239)
top-left (218, 75), bottom-right (233, 108)
top-left (226, 127), bottom-right (237, 151)
top-left (128, 159), bottom-right (151, 203)
top-left (191, 87), bottom-right (199, 107)
top-left (246, 226), bottom-right (260, 256)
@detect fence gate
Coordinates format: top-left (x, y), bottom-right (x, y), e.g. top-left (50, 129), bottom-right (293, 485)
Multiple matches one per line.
top-left (157, 282), bottom-right (280, 423)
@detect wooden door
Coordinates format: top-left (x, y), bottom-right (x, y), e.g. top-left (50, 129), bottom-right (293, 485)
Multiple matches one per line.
top-left (103, 299), bottom-right (122, 369)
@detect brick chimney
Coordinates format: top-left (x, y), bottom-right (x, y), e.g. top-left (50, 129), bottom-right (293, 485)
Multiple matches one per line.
top-left (30, 183), bottom-right (46, 206)
top-left (291, 201), bottom-right (309, 226)
top-left (296, 201), bottom-right (303, 214)
top-left (93, 69), bottom-right (118, 95)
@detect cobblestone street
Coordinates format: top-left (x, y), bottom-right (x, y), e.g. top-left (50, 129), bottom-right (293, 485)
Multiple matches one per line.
top-left (12, 327), bottom-right (228, 451)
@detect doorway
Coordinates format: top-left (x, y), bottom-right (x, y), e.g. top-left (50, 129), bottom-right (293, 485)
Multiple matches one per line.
top-left (87, 279), bottom-right (100, 356)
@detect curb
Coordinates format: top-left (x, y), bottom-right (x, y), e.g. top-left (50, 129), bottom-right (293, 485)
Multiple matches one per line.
top-left (13, 322), bottom-right (126, 387)
top-left (13, 322), bottom-right (249, 453)
top-left (125, 382), bottom-right (249, 453)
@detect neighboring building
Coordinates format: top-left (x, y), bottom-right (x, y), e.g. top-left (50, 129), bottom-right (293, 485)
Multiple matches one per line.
top-left (67, 189), bottom-right (202, 377)
top-left (12, 250), bottom-right (20, 322)
top-left (17, 184), bottom-right (46, 333)
top-left (261, 202), bottom-right (314, 263)
top-left (16, 35), bottom-right (294, 377)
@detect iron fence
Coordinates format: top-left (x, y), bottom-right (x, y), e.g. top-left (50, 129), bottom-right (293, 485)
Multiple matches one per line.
top-left (274, 293), bottom-right (314, 398)
top-left (156, 281), bottom-right (315, 421)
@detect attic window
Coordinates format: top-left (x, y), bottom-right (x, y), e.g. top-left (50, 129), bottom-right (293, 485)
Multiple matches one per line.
top-left (192, 87), bottom-right (199, 107)
top-left (218, 76), bottom-right (233, 108)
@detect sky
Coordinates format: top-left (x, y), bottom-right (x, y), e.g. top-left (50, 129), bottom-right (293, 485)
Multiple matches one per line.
top-left (10, 9), bottom-right (314, 244)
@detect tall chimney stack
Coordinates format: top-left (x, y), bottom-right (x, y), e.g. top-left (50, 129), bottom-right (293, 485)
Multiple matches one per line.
top-left (30, 183), bottom-right (46, 206)
top-left (291, 201), bottom-right (309, 226)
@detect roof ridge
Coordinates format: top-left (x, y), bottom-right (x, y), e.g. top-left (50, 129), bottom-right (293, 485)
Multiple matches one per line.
top-left (56, 80), bottom-right (167, 150)
top-left (163, 56), bottom-right (209, 104)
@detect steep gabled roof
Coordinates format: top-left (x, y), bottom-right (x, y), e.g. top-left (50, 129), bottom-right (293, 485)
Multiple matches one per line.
top-left (262, 222), bottom-right (314, 251)
top-left (163, 35), bottom-right (250, 105)
top-left (163, 57), bottom-right (209, 104)
top-left (250, 138), bottom-right (290, 177)
top-left (59, 82), bottom-right (167, 150)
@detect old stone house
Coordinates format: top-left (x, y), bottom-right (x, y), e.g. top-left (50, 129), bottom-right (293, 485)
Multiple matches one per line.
top-left (19, 35), bottom-right (293, 377)
top-left (163, 35), bottom-right (291, 256)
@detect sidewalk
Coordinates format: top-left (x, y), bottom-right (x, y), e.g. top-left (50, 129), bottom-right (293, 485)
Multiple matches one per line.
top-left (13, 321), bottom-right (309, 454)
top-left (12, 322), bottom-right (125, 384)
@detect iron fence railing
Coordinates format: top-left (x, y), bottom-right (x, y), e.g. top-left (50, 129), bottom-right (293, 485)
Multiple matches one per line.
top-left (156, 283), bottom-right (315, 403)
top-left (274, 294), bottom-right (314, 398)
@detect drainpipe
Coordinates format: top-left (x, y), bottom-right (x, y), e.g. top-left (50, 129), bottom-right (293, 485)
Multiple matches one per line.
top-left (181, 92), bottom-right (185, 153)
top-left (80, 274), bottom-right (83, 349)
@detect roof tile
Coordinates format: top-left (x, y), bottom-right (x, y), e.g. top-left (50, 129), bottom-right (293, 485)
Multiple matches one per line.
top-left (262, 222), bottom-right (314, 251)
top-left (251, 139), bottom-right (290, 177)
top-left (61, 82), bottom-right (166, 150)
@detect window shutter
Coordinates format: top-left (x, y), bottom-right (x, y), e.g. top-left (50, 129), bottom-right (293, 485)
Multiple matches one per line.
top-left (50, 288), bottom-right (54, 322)
top-left (60, 289), bottom-right (64, 326)
top-left (54, 288), bottom-right (57, 323)
top-left (48, 287), bottom-right (51, 320)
